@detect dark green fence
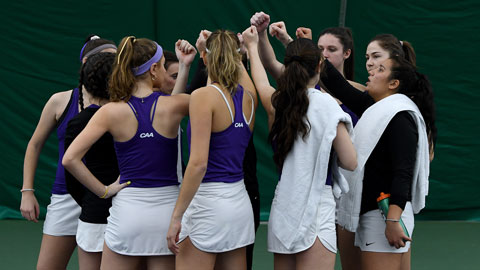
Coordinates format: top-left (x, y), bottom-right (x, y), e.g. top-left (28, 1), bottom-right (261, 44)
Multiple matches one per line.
top-left (1, 0), bottom-right (479, 221)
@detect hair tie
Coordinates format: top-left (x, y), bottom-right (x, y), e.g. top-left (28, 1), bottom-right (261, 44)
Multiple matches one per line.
top-left (285, 55), bottom-right (303, 65)
top-left (400, 40), bottom-right (404, 46)
top-left (117, 36), bottom-right (136, 64)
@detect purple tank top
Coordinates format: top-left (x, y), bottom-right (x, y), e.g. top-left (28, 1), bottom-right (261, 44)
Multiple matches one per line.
top-left (114, 92), bottom-right (179, 188)
top-left (52, 88), bottom-right (80, 194)
top-left (187, 85), bottom-right (253, 183)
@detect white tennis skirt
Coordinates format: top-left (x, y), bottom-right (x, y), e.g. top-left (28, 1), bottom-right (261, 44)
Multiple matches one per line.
top-left (76, 220), bottom-right (107, 252)
top-left (268, 185), bottom-right (337, 254)
top-left (179, 180), bottom-right (255, 252)
top-left (354, 202), bottom-right (414, 253)
top-left (43, 193), bottom-right (81, 236)
top-left (104, 186), bottom-right (179, 256)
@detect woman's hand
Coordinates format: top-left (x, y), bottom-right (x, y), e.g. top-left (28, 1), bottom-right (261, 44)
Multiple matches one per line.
top-left (101, 178), bottom-right (130, 199)
top-left (250, 11), bottom-right (270, 33)
top-left (20, 191), bottom-right (39, 222)
top-left (242, 26), bottom-right (259, 49)
top-left (175, 39), bottom-right (197, 66)
top-left (195, 30), bottom-right (212, 55)
top-left (269, 21), bottom-right (293, 47)
top-left (166, 216), bottom-right (182, 254)
top-left (236, 33), bottom-right (247, 55)
top-left (296, 27), bottom-right (312, 40)
top-left (385, 220), bottom-right (412, 249)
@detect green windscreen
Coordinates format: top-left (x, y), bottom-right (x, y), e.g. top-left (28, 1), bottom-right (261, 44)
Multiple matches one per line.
top-left (1, 0), bottom-right (479, 221)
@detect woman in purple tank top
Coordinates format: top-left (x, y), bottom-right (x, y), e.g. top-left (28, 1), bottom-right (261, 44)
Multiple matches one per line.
top-left (20, 35), bottom-right (117, 270)
top-left (167, 29), bottom-right (258, 269)
top-left (63, 36), bottom-right (196, 269)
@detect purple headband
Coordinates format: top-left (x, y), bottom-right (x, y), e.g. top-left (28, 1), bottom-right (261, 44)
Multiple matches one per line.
top-left (132, 43), bottom-right (163, 76)
top-left (79, 35), bottom-right (100, 61)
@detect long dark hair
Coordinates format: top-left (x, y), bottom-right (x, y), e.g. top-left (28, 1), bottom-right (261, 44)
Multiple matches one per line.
top-left (319, 27), bottom-right (354, 80)
top-left (371, 34), bottom-right (416, 67)
top-left (78, 52), bottom-right (115, 110)
top-left (269, 38), bottom-right (323, 168)
top-left (389, 55), bottom-right (437, 150)
top-left (163, 50), bottom-right (178, 70)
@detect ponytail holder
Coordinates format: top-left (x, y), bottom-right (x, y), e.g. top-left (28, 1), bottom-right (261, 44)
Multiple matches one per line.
top-left (285, 55), bottom-right (303, 65)
top-left (131, 42), bottom-right (163, 76)
top-left (117, 36), bottom-right (136, 65)
top-left (400, 40), bottom-right (404, 46)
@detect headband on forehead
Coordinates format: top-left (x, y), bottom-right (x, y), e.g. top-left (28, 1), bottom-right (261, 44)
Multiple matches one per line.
top-left (132, 43), bottom-right (163, 76)
top-left (79, 36), bottom-right (100, 61)
top-left (80, 44), bottom-right (117, 61)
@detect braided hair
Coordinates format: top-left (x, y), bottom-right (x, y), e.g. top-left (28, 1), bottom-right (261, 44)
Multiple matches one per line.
top-left (78, 52), bottom-right (115, 110)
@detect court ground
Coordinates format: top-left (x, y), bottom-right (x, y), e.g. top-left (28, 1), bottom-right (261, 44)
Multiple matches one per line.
top-left (1, 220), bottom-right (478, 269)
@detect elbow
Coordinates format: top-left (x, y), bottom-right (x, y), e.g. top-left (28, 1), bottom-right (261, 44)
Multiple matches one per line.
top-left (188, 159), bottom-right (208, 175)
top-left (62, 153), bottom-right (74, 170)
top-left (340, 156), bottom-right (357, 171)
top-left (346, 159), bottom-right (358, 171)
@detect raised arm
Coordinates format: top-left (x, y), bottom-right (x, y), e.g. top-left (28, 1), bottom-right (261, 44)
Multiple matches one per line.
top-left (243, 26), bottom-right (276, 130)
top-left (322, 59), bottom-right (374, 116)
top-left (332, 122), bottom-right (357, 171)
top-left (185, 30), bottom-right (212, 94)
top-left (269, 21), bottom-right (293, 48)
top-left (250, 12), bottom-right (284, 80)
top-left (296, 27), bottom-right (313, 40)
top-left (171, 39), bottom-right (197, 95)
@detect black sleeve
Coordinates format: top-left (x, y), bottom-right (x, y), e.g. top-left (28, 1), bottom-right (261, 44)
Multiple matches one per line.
top-left (64, 116), bottom-right (88, 207)
top-left (385, 112), bottom-right (418, 210)
top-left (321, 60), bottom-right (374, 116)
top-left (186, 59), bottom-right (208, 94)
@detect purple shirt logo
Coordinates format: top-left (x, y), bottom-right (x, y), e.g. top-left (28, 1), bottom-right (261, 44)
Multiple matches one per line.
top-left (140, 132), bottom-right (154, 138)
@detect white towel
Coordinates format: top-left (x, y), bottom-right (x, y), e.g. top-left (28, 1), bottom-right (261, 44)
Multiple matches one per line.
top-left (270, 88), bottom-right (353, 249)
top-left (337, 94), bottom-right (430, 232)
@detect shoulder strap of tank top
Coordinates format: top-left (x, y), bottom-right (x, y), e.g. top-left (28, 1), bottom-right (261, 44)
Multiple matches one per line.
top-left (209, 84), bottom-right (234, 123)
top-left (150, 94), bottom-right (160, 123)
top-left (126, 101), bottom-right (139, 121)
top-left (243, 90), bottom-right (254, 125)
top-left (56, 88), bottom-right (77, 129)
